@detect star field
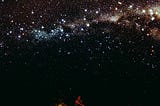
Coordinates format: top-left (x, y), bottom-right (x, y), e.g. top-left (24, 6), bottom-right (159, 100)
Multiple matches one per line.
top-left (1, 0), bottom-right (160, 106)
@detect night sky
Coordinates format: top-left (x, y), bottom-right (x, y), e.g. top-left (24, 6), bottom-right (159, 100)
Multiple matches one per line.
top-left (1, 0), bottom-right (160, 106)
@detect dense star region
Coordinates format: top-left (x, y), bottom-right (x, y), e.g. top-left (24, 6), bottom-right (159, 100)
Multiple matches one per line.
top-left (1, 0), bottom-right (160, 106)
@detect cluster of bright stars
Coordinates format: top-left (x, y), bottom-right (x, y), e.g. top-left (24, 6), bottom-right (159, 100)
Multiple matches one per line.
top-left (140, 7), bottom-right (160, 20)
top-left (32, 27), bottom-right (69, 40)
top-left (4, 1), bottom-right (160, 41)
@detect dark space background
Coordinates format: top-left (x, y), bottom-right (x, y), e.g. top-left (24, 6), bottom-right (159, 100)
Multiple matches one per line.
top-left (1, 0), bottom-right (160, 106)
top-left (1, 34), bottom-right (160, 106)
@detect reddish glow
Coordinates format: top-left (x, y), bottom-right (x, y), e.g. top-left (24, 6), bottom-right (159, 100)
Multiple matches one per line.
top-left (75, 96), bottom-right (85, 106)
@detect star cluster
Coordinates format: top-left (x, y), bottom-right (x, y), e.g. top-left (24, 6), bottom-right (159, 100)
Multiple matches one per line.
top-left (1, 1), bottom-right (160, 105)
top-left (1, 0), bottom-right (160, 75)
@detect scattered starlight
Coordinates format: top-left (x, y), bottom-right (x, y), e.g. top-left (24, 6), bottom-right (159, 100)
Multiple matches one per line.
top-left (1, 1), bottom-right (160, 105)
